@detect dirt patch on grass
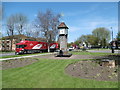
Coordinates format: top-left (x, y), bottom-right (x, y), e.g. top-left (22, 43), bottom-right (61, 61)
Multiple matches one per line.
top-left (65, 60), bottom-right (118, 81)
top-left (1, 58), bottom-right (39, 70)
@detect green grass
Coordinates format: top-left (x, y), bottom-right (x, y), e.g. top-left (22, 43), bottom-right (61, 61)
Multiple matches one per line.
top-left (0, 52), bottom-right (49, 59)
top-left (0, 51), bottom-right (14, 53)
top-left (2, 58), bottom-right (118, 88)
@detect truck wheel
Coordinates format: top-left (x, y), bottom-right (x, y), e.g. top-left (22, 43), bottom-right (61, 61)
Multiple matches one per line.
top-left (40, 51), bottom-right (42, 53)
top-left (30, 50), bottom-right (34, 54)
top-left (25, 51), bottom-right (28, 54)
top-left (15, 52), bottom-right (19, 55)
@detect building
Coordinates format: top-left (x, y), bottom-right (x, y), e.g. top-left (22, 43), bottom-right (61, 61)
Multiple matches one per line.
top-left (0, 34), bottom-right (46, 51)
top-left (0, 39), bottom-right (16, 51)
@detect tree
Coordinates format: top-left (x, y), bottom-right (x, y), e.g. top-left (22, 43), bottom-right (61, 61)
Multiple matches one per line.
top-left (74, 40), bottom-right (81, 46)
top-left (79, 35), bottom-right (87, 43)
top-left (116, 31), bottom-right (120, 41)
top-left (85, 35), bottom-right (99, 46)
top-left (67, 42), bottom-right (74, 48)
top-left (51, 14), bottom-right (61, 41)
top-left (92, 27), bottom-right (111, 48)
top-left (35, 9), bottom-right (61, 52)
top-left (76, 34), bottom-right (99, 47)
top-left (0, 32), bottom-right (1, 38)
top-left (25, 23), bottom-right (39, 38)
top-left (14, 13), bottom-right (28, 35)
top-left (6, 15), bottom-right (16, 51)
top-left (6, 13), bottom-right (28, 51)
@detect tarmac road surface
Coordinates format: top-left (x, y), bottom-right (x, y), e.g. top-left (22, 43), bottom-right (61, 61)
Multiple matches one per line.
top-left (88, 49), bottom-right (120, 54)
top-left (0, 53), bottom-right (53, 61)
top-left (0, 49), bottom-right (119, 61)
top-left (0, 49), bottom-right (120, 57)
top-left (0, 52), bottom-right (15, 57)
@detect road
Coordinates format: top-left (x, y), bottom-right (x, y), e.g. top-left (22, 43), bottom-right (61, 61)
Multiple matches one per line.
top-left (0, 52), bottom-right (15, 57)
top-left (0, 53), bottom-right (53, 61)
top-left (87, 49), bottom-right (120, 54)
top-left (0, 49), bottom-right (119, 61)
top-left (0, 49), bottom-right (120, 57)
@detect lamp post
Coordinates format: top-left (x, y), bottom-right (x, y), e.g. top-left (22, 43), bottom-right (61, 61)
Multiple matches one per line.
top-left (111, 27), bottom-right (113, 41)
top-left (111, 27), bottom-right (114, 53)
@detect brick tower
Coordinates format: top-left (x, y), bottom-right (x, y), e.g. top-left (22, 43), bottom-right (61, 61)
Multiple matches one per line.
top-left (58, 22), bottom-right (68, 51)
top-left (56, 22), bottom-right (72, 57)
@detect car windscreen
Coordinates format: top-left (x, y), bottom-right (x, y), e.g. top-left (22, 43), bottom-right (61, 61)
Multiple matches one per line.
top-left (16, 45), bottom-right (26, 48)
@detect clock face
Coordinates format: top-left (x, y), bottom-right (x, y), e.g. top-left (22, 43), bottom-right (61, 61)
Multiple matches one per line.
top-left (59, 29), bottom-right (68, 34)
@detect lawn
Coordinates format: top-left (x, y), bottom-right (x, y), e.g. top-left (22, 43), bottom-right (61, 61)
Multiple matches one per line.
top-left (0, 51), bottom-right (14, 53)
top-left (2, 52), bottom-right (118, 88)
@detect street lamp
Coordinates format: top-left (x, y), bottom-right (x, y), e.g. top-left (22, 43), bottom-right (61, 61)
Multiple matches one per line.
top-left (111, 27), bottom-right (113, 41)
top-left (110, 27), bottom-right (115, 53)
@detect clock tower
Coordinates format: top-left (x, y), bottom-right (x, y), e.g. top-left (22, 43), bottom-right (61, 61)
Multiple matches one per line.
top-left (58, 22), bottom-right (68, 51)
top-left (56, 22), bottom-right (72, 57)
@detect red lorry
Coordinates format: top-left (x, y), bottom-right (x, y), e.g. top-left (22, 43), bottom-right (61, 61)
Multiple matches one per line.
top-left (15, 40), bottom-right (59, 55)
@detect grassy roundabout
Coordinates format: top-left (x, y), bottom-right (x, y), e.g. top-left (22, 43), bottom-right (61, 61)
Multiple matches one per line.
top-left (2, 52), bottom-right (119, 88)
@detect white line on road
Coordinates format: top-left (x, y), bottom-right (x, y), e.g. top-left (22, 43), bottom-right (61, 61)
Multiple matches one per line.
top-left (0, 53), bottom-right (54, 61)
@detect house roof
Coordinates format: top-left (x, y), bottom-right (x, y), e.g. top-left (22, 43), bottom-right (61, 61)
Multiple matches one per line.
top-left (58, 22), bottom-right (69, 29)
top-left (1, 34), bottom-right (27, 40)
top-left (1, 34), bottom-right (46, 42)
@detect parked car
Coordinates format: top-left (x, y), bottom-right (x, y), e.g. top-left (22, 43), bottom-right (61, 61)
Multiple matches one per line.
top-left (69, 47), bottom-right (74, 51)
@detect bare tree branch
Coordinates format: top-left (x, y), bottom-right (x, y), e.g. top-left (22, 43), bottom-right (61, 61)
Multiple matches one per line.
top-left (34, 9), bottom-right (61, 52)
top-left (14, 13), bottom-right (28, 35)
top-left (6, 15), bottom-right (16, 51)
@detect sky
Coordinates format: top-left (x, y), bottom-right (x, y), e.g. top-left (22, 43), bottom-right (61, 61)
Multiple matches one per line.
top-left (2, 2), bottom-right (118, 43)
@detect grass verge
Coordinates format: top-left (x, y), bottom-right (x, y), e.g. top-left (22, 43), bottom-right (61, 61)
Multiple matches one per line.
top-left (2, 58), bottom-right (118, 88)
